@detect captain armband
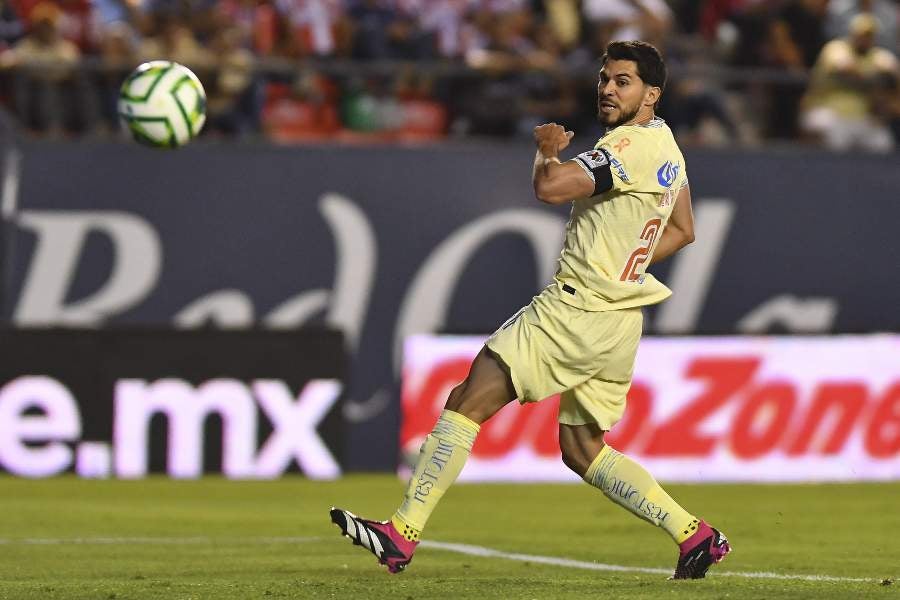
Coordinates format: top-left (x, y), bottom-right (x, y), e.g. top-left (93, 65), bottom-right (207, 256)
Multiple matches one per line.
top-left (573, 148), bottom-right (614, 196)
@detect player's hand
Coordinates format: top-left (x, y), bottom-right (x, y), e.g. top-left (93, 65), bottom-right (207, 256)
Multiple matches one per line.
top-left (534, 123), bottom-right (574, 155)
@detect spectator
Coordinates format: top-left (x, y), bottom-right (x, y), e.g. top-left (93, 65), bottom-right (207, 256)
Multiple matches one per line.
top-left (464, 7), bottom-right (537, 70)
top-left (217, 0), bottom-right (279, 56)
top-left (138, 13), bottom-right (213, 69)
top-left (415, 0), bottom-right (470, 59)
top-left (2, 1), bottom-right (94, 133)
top-left (516, 16), bottom-right (576, 134)
top-left (458, 7), bottom-right (543, 136)
top-left (765, 0), bottom-right (830, 138)
top-left (96, 20), bottom-right (137, 133)
top-left (90, 0), bottom-right (139, 31)
top-left (142, 0), bottom-right (218, 40)
top-left (827, 0), bottom-right (897, 51)
top-left (662, 44), bottom-right (741, 145)
top-left (535, 0), bottom-right (580, 51)
top-left (348, 0), bottom-right (429, 59)
top-left (55, 0), bottom-right (97, 52)
top-left (801, 12), bottom-right (898, 151)
top-left (725, 1), bottom-right (777, 69)
top-left (12, 0), bottom-right (99, 50)
top-left (0, 0), bottom-right (24, 50)
top-left (888, 74), bottom-right (900, 145)
top-left (0, 0), bottom-right (890, 148)
top-left (581, 0), bottom-right (673, 49)
top-left (768, 0), bottom-right (830, 69)
top-left (206, 25), bottom-right (261, 136)
top-left (275, 0), bottom-right (348, 58)
top-left (669, 0), bottom-right (703, 35)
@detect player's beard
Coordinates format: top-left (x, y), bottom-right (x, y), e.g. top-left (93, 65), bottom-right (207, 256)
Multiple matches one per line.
top-left (597, 101), bottom-right (641, 128)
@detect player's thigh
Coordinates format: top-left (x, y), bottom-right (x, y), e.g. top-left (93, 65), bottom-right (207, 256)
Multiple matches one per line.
top-left (444, 346), bottom-right (517, 424)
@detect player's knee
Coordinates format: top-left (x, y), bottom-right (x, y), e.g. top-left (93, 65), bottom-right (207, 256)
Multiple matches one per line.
top-left (558, 424), bottom-right (606, 478)
top-left (559, 441), bottom-right (591, 478)
top-left (444, 382), bottom-right (502, 424)
top-left (443, 377), bottom-right (489, 421)
top-left (443, 349), bottom-right (515, 424)
top-left (444, 381), bottom-right (468, 413)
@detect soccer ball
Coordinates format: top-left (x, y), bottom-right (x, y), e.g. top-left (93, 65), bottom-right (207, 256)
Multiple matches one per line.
top-left (118, 61), bottom-right (206, 148)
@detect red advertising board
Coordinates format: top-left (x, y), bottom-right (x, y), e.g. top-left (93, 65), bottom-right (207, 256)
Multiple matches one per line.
top-left (401, 335), bottom-right (900, 482)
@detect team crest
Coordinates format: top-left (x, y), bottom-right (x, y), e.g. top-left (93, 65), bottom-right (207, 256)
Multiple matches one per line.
top-left (576, 149), bottom-right (609, 169)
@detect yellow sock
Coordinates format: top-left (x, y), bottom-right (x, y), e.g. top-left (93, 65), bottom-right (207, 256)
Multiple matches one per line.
top-left (585, 444), bottom-right (700, 544)
top-left (392, 410), bottom-right (480, 542)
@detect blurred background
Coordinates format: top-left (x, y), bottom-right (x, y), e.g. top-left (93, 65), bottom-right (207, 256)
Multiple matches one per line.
top-left (0, 0), bottom-right (897, 484)
top-left (0, 0), bottom-right (897, 148)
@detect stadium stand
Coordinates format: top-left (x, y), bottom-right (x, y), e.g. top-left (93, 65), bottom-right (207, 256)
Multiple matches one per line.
top-left (0, 0), bottom-right (895, 149)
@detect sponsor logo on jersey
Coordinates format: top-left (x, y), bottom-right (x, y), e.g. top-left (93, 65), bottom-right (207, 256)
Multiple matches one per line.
top-left (608, 155), bottom-right (629, 182)
top-left (657, 161), bottom-right (679, 187)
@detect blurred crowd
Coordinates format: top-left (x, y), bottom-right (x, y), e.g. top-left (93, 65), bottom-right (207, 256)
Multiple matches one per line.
top-left (0, 0), bottom-right (897, 151)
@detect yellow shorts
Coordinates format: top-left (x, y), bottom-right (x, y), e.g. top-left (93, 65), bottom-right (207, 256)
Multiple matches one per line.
top-left (485, 285), bottom-right (643, 430)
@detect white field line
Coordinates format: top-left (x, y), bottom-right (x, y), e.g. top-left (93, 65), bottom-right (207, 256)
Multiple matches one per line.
top-left (0, 536), bottom-right (886, 584)
top-left (420, 541), bottom-right (878, 583)
top-left (0, 536), bottom-right (320, 546)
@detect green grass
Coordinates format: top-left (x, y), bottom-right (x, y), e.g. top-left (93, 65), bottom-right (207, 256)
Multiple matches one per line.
top-left (0, 476), bottom-right (898, 599)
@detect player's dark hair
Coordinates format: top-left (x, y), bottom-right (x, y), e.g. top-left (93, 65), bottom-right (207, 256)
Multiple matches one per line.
top-left (601, 41), bottom-right (667, 94)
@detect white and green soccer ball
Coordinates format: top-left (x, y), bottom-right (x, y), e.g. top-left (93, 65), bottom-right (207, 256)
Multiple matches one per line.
top-left (118, 60), bottom-right (206, 148)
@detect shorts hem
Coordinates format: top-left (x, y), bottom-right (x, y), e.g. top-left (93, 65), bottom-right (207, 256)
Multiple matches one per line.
top-left (557, 412), bottom-right (618, 431)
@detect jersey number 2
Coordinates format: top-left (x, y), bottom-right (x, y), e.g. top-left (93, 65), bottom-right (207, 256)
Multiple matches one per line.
top-left (620, 218), bottom-right (662, 282)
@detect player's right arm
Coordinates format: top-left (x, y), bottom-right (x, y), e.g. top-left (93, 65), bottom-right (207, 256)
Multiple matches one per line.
top-left (532, 123), bottom-right (596, 205)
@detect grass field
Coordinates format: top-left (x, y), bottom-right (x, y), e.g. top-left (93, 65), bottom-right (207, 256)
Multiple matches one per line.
top-left (1, 476), bottom-right (898, 599)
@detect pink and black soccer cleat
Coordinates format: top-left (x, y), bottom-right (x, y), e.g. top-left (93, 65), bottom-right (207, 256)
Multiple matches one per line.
top-left (671, 521), bottom-right (731, 579)
top-left (329, 508), bottom-right (418, 574)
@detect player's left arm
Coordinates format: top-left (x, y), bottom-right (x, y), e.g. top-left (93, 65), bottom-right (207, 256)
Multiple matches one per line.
top-left (649, 184), bottom-right (694, 265)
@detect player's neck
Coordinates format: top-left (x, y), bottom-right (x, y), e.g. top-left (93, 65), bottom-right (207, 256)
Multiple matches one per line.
top-left (605, 108), bottom-right (656, 134)
top-left (624, 107), bottom-right (656, 127)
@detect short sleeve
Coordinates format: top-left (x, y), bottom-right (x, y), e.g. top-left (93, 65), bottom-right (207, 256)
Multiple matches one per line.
top-left (677, 165), bottom-right (688, 190)
top-left (573, 147), bottom-right (614, 196)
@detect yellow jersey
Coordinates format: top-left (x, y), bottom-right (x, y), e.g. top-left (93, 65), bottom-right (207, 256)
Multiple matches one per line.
top-left (554, 117), bottom-right (688, 311)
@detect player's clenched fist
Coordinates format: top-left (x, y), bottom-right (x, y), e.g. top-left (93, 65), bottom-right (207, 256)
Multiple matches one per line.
top-left (534, 123), bottom-right (575, 154)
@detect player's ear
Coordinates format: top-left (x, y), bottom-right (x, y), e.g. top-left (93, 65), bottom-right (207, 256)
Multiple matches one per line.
top-left (643, 85), bottom-right (661, 107)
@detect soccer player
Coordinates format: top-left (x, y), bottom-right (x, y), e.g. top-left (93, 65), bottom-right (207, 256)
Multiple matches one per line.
top-left (330, 40), bottom-right (731, 580)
